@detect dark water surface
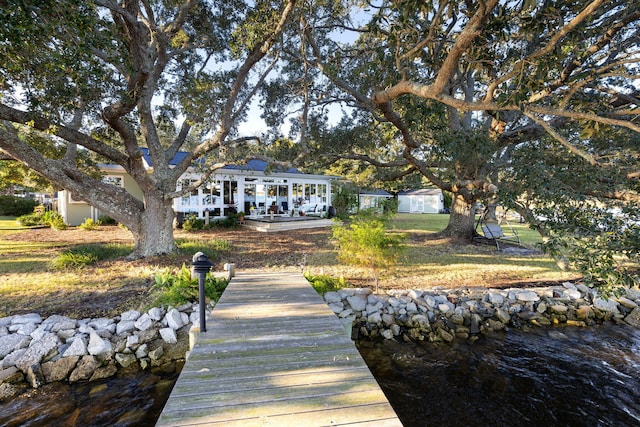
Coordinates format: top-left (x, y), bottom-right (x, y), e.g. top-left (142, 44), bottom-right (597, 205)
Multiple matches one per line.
top-left (0, 371), bottom-right (178, 427)
top-left (357, 324), bottom-right (640, 427)
top-left (1, 325), bottom-right (638, 426)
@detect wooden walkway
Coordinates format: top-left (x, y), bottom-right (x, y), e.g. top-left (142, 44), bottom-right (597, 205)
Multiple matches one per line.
top-left (156, 272), bottom-right (401, 426)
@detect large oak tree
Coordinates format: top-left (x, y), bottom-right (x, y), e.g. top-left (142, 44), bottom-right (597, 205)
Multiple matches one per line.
top-left (0, 0), bottom-right (296, 258)
top-left (276, 0), bottom-right (639, 240)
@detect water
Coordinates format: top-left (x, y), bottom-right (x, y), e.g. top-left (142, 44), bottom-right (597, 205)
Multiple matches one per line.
top-left (1, 326), bottom-right (638, 426)
top-left (0, 371), bottom-right (178, 427)
top-left (357, 324), bottom-right (640, 427)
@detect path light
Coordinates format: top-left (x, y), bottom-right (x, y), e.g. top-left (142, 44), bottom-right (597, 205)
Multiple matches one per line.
top-left (191, 252), bottom-right (215, 332)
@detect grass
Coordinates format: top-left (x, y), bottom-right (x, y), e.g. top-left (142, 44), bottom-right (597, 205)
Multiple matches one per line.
top-left (0, 213), bottom-right (577, 319)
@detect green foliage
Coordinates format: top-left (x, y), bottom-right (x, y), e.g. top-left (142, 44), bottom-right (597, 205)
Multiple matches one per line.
top-left (177, 239), bottom-right (232, 260)
top-left (50, 243), bottom-right (131, 269)
top-left (98, 215), bottom-right (117, 225)
top-left (538, 205), bottom-right (640, 295)
top-left (0, 196), bottom-right (38, 216)
top-left (330, 183), bottom-right (359, 220)
top-left (304, 272), bottom-right (347, 296)
top-left (42, 210), bottom-right (67, 230)
top-left (79, 218), bottom-right (102, 230)
top-left (152, 264), bottom-right (228, 307)
top-left (16, 212), bottom-right (43, 227)
top-left (332, 211), bottom-right (406, 290)
top-left (182, 215), bottom-right (206, 231)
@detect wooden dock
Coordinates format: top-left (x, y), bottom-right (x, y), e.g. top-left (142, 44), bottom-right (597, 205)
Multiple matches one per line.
top-left (156, 271), bottom-right (401, 426)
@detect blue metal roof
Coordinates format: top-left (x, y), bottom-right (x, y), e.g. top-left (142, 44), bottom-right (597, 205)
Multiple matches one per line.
top-left (140, 148), bottom-right (300, 173)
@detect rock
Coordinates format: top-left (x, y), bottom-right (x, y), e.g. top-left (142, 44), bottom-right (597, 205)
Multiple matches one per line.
top-left (87, 332), bottom-right (112, 356)
top-left (120, 310), bottom-right (140, 321)
top-left (0, 366), bottom-right (21, 383)
top-left (147, 307), bottom-right (164, 321)
top-left (135, 344), bottom-right (149, 359)
top-left (487, 293), bottom-right (504, 305)
top-left (116, 320), bottom-right (136, 335)
top-left (126, 335), bottom-right (140, 348)
top-left (2, 349), bottom-right (26, 369)
top-left (618, 297), bottom-right (638, 310)
top-left (63, 337), bottom-right (87, 357)
top-left (346, 295), bottom-right (367, 312)
top-left (537, 301), bottom-right (547, 313)
top-left (159, 328), bottom-right (177, 344)
top-left (624, 307), bottom-right (640, 327)
top-left (516, 291), bottom-right (540, 302)
top-left (437, 328), bottom-right (454, 342)
top-left (69, 356), bottom-right (100, 382)
top-left (148, 347), bottom-right (164, 361)
top-left (115, 353), bottom-right (137, 368)
top-left (406, 302), bottom-right (418, 313)
top-left (495, 308), bottom-right (511, 323)
top-left (90, 363), bottom-right (118, 381)
top-left (367, 312), bottom-right (382, 324)
top-left (165, 309), bottom-right (185, 330)
top-left (134, 314), bottom-right (154, 331)
top-left (324, 292), bottom-right (342, 303)
top-left (0, 383), bottom-right (24, 401)
top-left (381, 329), bottom-right (394, 340)
top-left (10, 313), bottom-right (42, 325)
top-left (87, 318), bottom-right (114, 332)
top-left (593, 297), bottom-right (619, 313)
top-left (437, 303), bottom-right (450, 314)
top-left (328, 303), bottom-right (344, 314)
top-left (338, 309), bottom-right (353, 318)
top-left (550, 305), bottom-right (569, 314)
top-left (14, 333), bottom-right (59, 373)
top-left (15, 323), bottom-right (38, 336)
top-left (0, 334), bottom-right (31, 359)
top-left (562, 289), bottom-right (582, 300)
top-left (42, 356), bottom-right (79, 383)
top-left (576, 305), bottom-right (594, 320)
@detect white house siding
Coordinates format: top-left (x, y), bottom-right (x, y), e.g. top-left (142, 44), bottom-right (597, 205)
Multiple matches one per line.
top-left (59, 162), bottom-right (334, 225)
top-left (397, 189), bottom-right (443, 214)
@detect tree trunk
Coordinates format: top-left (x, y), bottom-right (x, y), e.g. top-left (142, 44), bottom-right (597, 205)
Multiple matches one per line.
top-left (440, 192), bottom-right (476, 240)
top-left (127, 193), bottom-right (177, 259)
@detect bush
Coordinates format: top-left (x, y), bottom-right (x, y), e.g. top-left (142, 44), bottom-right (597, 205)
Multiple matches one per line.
top-left (42, 210), bottom-right (67, 230)
top-left (152, 263), bottom-right (228, 307)
top-left (182, 214), bottom-right (205, 231)
top-left (16, 212), bottom-right (43, 227)
top-left (0, 196), bottom-right (38, 216)
top-left (332, 211), bottom-right (405, 291)
top-left (79, 218), bottom-right (102, 230)
top-left (304, 272), bottom-right (347, 295)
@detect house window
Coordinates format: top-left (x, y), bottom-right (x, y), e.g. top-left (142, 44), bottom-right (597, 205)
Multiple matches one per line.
top-left (180, 179), bottom-right (199, 207)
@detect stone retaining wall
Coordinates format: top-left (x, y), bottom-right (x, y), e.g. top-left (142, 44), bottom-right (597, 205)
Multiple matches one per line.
top-left (324, 282), bottom-right (640, 342)
top-left (0, 303), bottom-right (205, 401)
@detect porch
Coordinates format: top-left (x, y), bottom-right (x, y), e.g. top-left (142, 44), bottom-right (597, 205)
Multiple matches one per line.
top-left (242, 215), bottom-right (335, 232)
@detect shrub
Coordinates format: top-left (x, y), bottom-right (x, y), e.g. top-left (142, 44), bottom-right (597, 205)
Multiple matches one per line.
top-left (304, 272), bottom-right (347, 295)
top-left (16, 212), bottom-right (43, 227)
top-left (182, 214), bottom-right (205, 231)
top-left (0, 195), bottom-right (38, 216)
top-left (79, 218), bottom-right (102, 230)
top-left (152, 263), bottom-right (228, 307)
top-left (42, 210), bottom-right (67, 230)
top-left (332, 211), bottom-right (405, 291)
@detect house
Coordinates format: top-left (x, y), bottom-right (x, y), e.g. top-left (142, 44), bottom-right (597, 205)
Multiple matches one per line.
top-left (397, 188), bottom-right (444, 213)
top-left (58, 149), bottom-right (335, 226)
top-left (358, 189), bottom-right (393, 211)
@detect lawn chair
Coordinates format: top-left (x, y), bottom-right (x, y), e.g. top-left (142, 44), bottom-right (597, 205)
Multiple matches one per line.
top-left (475, 205), bottom-right (521, 251)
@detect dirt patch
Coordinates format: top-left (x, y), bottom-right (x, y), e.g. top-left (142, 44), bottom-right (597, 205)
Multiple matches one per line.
top-left (1, 225), bottom-right (575, 319)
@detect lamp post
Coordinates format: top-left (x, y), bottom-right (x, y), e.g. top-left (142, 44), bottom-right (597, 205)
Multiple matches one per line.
top-left (191, 252), bottom-right (215, 333)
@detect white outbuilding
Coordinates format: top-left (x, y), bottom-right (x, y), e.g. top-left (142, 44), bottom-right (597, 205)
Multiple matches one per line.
top-left (397, 188), bottom-right (444, 214)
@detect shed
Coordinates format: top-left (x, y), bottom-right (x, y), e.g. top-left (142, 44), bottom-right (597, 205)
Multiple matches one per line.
top-left (359, 189), bottom-right (393, 211)
top-left (397, 188), bottom-right (444, 213)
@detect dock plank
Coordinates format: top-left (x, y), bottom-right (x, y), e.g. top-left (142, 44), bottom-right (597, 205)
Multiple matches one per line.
top-left (156, 272), bottom-right (401, 426)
